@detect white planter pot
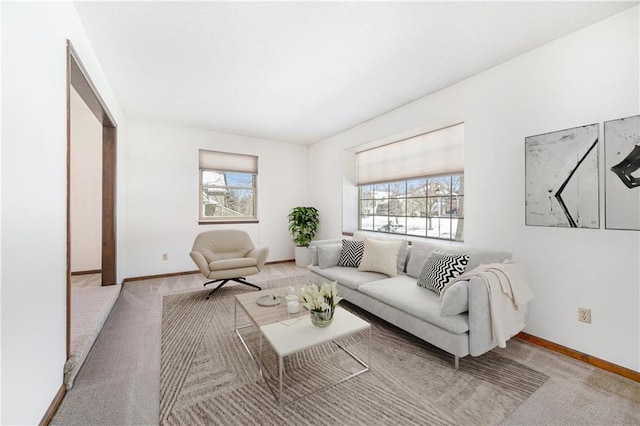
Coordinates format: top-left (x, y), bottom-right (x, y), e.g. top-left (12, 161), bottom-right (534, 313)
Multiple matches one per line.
top-left (294, 246), bottom-right (310, 267)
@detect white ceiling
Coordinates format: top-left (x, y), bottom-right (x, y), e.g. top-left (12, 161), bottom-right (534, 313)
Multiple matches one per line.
top-left (74, 1), bottom-right (637, 145)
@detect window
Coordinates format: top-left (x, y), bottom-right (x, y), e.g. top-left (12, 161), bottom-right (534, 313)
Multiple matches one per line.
top-left (357, 123), bottom-right (464, 241)
top-left (359, 176), bottom-right (464, 240)
top-left (199, 150), bottom-right (258, 223)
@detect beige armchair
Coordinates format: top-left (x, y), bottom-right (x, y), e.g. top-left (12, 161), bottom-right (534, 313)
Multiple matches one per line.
top-left (190, 229), bottom-right (269, 299)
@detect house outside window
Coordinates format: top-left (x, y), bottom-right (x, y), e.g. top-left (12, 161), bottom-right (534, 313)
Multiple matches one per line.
top-left (357, 123), bottom-right (464, 241)
top-left (199, 150), bottom-right (258, 223)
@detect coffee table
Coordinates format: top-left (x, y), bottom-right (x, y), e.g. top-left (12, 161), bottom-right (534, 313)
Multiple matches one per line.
top-left (234, 287), bottom-right (371, 405)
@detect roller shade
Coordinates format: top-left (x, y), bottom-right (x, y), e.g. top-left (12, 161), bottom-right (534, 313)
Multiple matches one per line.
top-left (199, 149), bottom-right (258, 173)
top-left (356, 123), bottom-right (464, 185)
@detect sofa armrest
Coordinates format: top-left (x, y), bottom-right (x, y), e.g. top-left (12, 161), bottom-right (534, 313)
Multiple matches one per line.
top-left (247, 246), bottom-right (269, 270)
top-left (468, 276), bottom-right (497, 356)
top-left (190, 251), bottom-right (211, 277)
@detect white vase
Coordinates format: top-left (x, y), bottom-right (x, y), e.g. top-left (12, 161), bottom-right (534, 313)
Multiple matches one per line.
top-left (294, 246), bottom-right (310, 267)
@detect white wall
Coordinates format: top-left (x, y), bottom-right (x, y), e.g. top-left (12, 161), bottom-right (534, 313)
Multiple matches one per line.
top-left (0, 3), bottom-right (4, 422)
top-left (310, 7), bottom-right (640, 371)
top-left (124, 119), bottom-right (309, 279)
top-left (70, 91), bottom-right (102, 272)
top-left (1, 3), bottom-right (125, 424)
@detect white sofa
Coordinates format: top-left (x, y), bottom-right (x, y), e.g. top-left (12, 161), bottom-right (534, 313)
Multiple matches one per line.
top-left (308, 232), bottom-right (513, 368)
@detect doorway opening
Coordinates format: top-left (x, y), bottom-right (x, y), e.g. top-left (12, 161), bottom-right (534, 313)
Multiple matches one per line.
top-left (65, 40), bottom-right (118, 388)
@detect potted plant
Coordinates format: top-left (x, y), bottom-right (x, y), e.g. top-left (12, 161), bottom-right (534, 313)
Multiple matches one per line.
top-left (287, 206), bottom-right (320, 267)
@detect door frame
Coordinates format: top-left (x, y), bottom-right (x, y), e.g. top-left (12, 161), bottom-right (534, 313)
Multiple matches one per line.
top-left (66, 40), bottom-right (118, 356)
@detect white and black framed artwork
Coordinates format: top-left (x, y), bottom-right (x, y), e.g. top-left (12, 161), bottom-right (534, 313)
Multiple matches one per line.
top-left (604, 115), bottom-right (640, 231)
top-left (525, 124), bottom-right (599, 228)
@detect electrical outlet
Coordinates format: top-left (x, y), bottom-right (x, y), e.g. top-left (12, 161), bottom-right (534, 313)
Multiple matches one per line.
top-left (162, 253), bottom-right (168, 261)
top-left (578, 307), bottom-right (591, 324)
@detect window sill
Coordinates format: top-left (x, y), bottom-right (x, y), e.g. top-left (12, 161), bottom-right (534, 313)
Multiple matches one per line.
top-left (199, 219), bottom-right (259, 225)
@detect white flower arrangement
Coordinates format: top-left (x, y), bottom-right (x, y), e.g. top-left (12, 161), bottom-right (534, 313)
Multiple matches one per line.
top-left (300, 281), bottom-right (343, 313)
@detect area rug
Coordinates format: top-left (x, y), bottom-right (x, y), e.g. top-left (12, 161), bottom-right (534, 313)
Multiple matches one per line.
top-left (160, 275), bottom-right (548, 425)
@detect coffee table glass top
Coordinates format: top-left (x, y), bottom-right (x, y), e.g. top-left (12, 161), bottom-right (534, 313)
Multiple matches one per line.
top-left (235, 286), bottom-right (307, 328)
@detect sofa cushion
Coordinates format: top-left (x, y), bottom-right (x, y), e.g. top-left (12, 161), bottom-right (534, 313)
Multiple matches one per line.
top-left (417, 250), bottom-right (469, 295)
top-left (337, 239), bottom-right (364, 267)
top-left (358, 238), bottom-right (403, 277)
top-left (357, 276), bottom-right (469, 334)
top-left (407, 241), bottom-right (512, 278)
top-left (308, 266), bottom-right (388, 290)
top-left (317, 243), bottom-right (341, 268)
top-left (440, 280), bottom-right (469, 316)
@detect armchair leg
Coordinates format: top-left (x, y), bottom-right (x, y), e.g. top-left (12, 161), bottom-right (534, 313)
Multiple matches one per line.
top-left (231, 278), bottom-right (261, 291)
top-left (203, 277), bottom-right (261, 299)
top-left (204, 279), bottom-right (229, 300)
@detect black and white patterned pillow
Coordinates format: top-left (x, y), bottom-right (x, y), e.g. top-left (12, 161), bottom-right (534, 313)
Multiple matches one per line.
top-left (337, 239), bottom-right (364, 267)
top-left (417, 250), bottom-right (469, 295)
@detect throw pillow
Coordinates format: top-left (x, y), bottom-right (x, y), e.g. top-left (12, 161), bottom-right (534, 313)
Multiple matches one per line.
top-left (358, 238), bottom-right (403, 277)
top-left (352, 232), bottom-right (409, 275)
top-left (440, 280), bottom-right (469, 316)
top-left (309, 245), bottom-right (318, 266)
top-left (417, 250), bottom-right (469, 295)
top-left (396, 240), bottom-right (409, 275)
top-left (406, 241), bottom-right (437, 278)
top-left (317, 243), bottom-right (342, 269)
top-left (337, 239), bottom-right (364, 267)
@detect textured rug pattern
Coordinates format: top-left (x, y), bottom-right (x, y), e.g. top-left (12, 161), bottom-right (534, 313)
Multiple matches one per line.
top-left (160, 276), bottom-right (548, 425)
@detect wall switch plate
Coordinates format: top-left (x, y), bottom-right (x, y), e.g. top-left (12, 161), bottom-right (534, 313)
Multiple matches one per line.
top-left (162, 253), bottom-right (168, 261)
top-left (578, 307), bottom-right (591, 324)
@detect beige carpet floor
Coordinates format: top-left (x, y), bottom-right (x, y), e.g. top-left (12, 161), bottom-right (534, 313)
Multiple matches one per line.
top-left (66, 274), bottom-right (121, 389)
top-left (160, 276), bottom-right (548, 425)
top-left (51, 263), bottom-right (640, 425)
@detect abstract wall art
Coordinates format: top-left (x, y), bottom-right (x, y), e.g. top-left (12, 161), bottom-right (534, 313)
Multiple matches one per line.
top-left (604, 115), bottom-right (640, 231)
top-left (525, 124), bottom-right (599, 228)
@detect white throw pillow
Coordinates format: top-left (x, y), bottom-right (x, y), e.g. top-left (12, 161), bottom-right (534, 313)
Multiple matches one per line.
top-left (440, 280), bottom-right (469, 316)
top-left (357, 238), bottom-right (403, 277)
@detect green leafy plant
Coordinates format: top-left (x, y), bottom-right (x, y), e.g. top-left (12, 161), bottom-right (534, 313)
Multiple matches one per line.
top-left (287, 206), bottom-right (319, 247)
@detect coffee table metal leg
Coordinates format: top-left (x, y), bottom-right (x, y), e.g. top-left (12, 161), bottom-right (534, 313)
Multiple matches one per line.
top-left (234, 298), bottom-right (257, 362)
top-left (259, 333), bottom-right (263, 376)
top-left (368, 326), bottom-right (371, 369)
top-left (278, 355), bottom-right (284, 405)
